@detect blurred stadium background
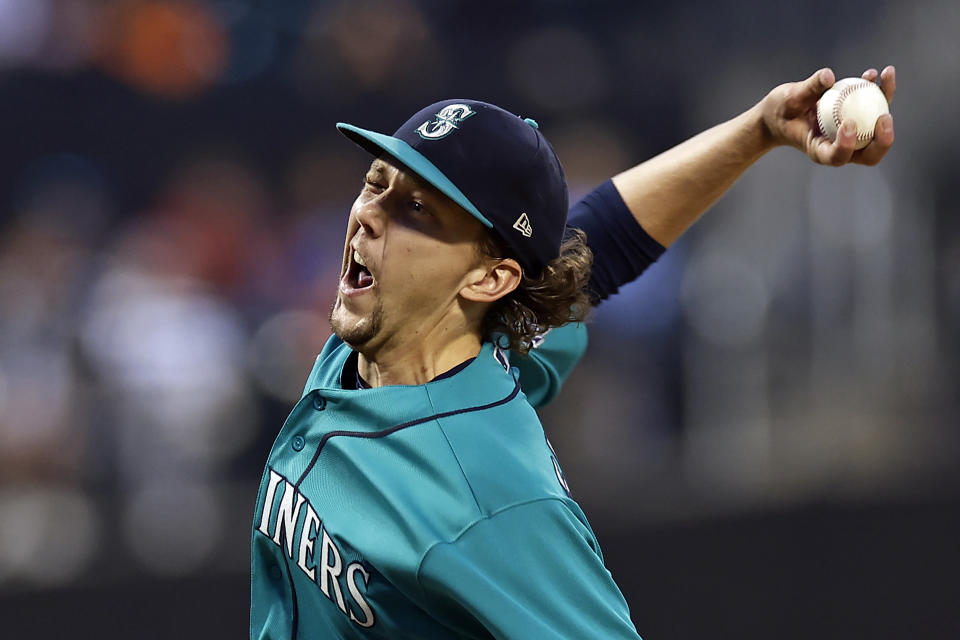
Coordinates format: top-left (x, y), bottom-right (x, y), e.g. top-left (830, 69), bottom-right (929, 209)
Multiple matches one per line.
top-left (0, 0), bottom-right (957, 638)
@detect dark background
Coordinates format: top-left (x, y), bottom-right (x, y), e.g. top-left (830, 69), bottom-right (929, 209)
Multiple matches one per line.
top-left (0, 1), bottom-right (957, 638)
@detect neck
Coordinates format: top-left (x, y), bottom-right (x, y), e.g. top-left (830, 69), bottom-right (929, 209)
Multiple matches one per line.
top-left (357, 330), bottom-right (481, 387)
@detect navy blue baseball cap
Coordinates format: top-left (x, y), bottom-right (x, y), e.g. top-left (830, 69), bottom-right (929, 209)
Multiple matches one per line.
top-left (336, 100), bottom-right (568, 277)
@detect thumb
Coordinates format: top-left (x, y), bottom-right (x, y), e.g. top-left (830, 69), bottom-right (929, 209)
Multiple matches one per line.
top-left (785, 68), bottom-right (835, 111)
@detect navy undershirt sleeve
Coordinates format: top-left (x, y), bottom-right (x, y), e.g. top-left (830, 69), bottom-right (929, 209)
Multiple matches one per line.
top-left (567, 179), bottom-right (666, 305)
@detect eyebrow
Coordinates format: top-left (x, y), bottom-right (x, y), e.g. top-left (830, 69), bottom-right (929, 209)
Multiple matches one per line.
top-left (366, 159), bottom-right (443, 207)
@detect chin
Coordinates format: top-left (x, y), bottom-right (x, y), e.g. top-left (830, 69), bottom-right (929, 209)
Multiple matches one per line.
top-left (329, 297), bottom-right (384, 348)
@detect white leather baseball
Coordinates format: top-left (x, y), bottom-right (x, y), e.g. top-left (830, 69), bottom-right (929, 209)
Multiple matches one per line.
top-left (816, 78), bottom-right (889, 150)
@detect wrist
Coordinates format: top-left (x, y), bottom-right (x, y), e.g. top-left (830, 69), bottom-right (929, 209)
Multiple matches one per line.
top-left (746, 100), bottom-right (778, 156)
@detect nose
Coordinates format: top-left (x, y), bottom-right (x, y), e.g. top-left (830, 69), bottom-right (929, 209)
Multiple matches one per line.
top-left (353, 192), bottom-right (388, 238)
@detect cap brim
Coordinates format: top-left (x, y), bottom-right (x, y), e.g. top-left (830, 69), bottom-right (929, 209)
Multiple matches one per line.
top-left (336, 123), bottom-right (493, 229)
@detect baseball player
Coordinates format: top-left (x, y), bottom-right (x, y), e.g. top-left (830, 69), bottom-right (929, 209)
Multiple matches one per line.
top-left (250, 66), bottom-right (895, 639)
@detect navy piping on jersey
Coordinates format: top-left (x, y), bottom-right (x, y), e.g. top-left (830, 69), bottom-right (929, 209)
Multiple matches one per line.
top-left (294, 380), bottom-right (522, 489)
top-left (356, 358), bottom-right (476, 389)
top-left (347, 351), bottom-right (476, 390)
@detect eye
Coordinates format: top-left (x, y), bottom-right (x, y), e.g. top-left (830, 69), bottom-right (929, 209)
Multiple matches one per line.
top-left (409, 199), bottom-right (433, 216)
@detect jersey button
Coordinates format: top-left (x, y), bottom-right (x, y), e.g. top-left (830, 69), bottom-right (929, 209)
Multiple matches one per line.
top-left (292, 435), bottom-right (305, 451)
top-left (312, 395), bottom-right (326, 411)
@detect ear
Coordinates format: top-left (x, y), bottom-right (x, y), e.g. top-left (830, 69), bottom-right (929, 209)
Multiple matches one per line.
top-left (459, 258), bottom-right (522, 303)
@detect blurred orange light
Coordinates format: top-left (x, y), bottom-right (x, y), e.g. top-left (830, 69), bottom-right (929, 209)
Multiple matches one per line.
top-left (106, 1), bottom-right (228, 98)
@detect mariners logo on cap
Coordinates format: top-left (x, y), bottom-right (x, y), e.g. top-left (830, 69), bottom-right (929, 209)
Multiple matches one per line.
top-left (416, 104), bottom-right (476, 140)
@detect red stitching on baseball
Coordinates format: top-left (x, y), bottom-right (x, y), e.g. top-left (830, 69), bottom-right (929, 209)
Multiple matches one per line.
top-left (833, 80), bottom-right (873, 143)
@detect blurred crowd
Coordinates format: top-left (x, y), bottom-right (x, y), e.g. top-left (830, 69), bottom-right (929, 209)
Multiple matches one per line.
top-left (0, 0), bottom-right (957, 597)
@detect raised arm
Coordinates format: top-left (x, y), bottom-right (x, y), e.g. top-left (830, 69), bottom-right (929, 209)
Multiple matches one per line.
top-left (612, 66), bottom-right (896, 247)
top-left (521, 67), bottom-right (896, 403)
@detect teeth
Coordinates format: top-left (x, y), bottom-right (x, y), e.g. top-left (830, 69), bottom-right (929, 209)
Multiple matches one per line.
top-left (354, 250), bottom-right (366, 268)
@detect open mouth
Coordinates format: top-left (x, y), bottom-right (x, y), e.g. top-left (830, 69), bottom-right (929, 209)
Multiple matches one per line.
top-left (341, 248), bottom-right (376, 294)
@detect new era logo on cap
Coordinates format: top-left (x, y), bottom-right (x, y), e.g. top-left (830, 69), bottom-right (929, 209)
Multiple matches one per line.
top-left (513, 212), bottom-right (533, 238)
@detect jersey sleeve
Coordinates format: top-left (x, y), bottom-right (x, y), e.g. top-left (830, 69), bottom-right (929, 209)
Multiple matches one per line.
top-left (568, 179), bottom-right (666, 304)
top-left (416, 498), bottom-right (642, 640)
top-left (510, 320), bottom-right (588, 408)
top-left (511, 181), bottom-right (666, 407)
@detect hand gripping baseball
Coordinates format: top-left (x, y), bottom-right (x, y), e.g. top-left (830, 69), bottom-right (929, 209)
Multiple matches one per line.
top-left (760, 66), bottom-right (896, 167)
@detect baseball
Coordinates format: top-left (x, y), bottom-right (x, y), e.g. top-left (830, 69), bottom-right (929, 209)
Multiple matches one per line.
top-left (816, 77), bottom-right (890, 150)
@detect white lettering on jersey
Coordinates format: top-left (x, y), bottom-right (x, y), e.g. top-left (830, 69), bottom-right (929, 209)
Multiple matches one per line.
top-left (531, 328), bottom-right (550, 350)
top-left (346, 563), bottom-right (375, 628)
top-left (297, 504), bottom-right (321, 580)
top-left (258, 471), bottom-right (376, 629)
top-left (258, 470), bottom-right (284, 536)
top-left (272, 482), bottom-right (306, 557)
top-left (546, 437), bottom-right (571, 495)
top-left (319, 528), bottom-right (348, 614)
top-left (493, 343), bottom-right (510, 372)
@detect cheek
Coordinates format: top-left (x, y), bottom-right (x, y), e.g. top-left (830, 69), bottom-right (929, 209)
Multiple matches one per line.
top-left (383, 242), bottom-right (475, 303)
top-left (346, 205), bottom-right (362, 236)
top-left (341, 208), bottom-right (361, 255)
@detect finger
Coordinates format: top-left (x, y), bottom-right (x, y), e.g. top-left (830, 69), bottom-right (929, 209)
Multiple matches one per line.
top-left (853, 114), bottom-right (894, 166)
top-left (879, 65), bottom-right (896, 104)
top-left (786, 67), bottom-right (835, 112)
top-left (812, 119), bottom-right (857, 165)
top-left (861, 68), bottom-right (879, 82)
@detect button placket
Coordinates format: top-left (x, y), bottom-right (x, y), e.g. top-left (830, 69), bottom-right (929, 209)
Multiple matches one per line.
top-left (312, 395), bottom-right (326, 411)
top-left (291, 394), bottom-right (326, 453)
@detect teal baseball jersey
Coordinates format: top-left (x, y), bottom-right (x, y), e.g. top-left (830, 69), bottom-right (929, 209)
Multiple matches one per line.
top-left (250, 322), bottom-right (641, 639)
